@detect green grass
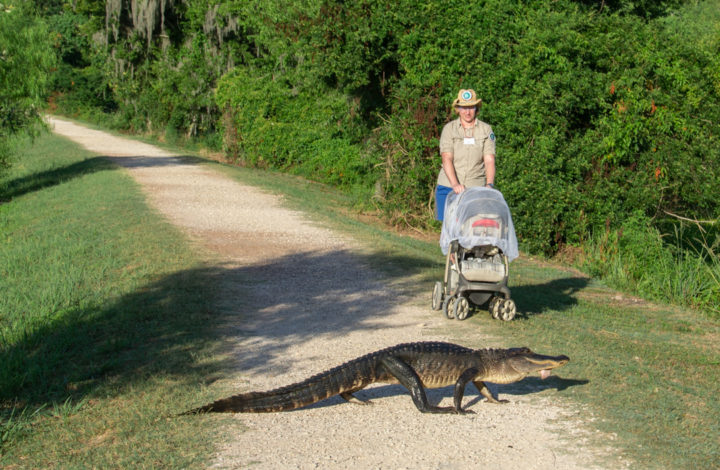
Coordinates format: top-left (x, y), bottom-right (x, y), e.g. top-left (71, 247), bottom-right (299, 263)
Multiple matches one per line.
top-left (1, 127), bottom-right (718, 469)
top-left (0, 134), bottom-right (235, 466)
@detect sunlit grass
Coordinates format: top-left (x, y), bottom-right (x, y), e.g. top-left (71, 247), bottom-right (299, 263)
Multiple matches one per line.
top-left (0, 134), bottom-right (232, 466)
top-left (576, 218), bottom-right (719, 316)
top-left (445, 258), bottom-right (720, 469)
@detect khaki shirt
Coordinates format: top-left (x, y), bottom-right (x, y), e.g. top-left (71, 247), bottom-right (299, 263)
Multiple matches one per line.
top-left (437, 118), bottom-right (496, 187)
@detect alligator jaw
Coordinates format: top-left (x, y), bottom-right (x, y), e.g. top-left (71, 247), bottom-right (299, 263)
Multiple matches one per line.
top-left (504, 349), bottom-right (569, 383)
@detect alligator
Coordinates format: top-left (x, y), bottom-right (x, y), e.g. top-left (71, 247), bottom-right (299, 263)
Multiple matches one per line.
top-left (182, 341), bottom-right (569, 415)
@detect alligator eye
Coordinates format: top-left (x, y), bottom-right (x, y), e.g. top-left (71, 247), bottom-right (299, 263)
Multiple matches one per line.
top-left (509, 347), bottom-right (532, 355)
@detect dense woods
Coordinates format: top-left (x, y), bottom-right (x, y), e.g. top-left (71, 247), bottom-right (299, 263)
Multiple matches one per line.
top-left (4, 0), bottom-right (719, 309)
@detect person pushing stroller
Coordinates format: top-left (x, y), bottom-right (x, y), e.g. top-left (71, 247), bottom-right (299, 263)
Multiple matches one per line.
top-left (431, 89), bottom-right (518, 321)
top-left (435, 89), bottom-right (497, 222)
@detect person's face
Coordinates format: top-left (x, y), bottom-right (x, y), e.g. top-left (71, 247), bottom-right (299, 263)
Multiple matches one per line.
top-left (457, 106), bottom-right (477, 124)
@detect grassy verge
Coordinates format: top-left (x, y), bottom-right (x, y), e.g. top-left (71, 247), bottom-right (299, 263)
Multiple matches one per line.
top-left (0, 133), bottom-right (235, 467)
top-left (571, 212), bottom-right (720, 315)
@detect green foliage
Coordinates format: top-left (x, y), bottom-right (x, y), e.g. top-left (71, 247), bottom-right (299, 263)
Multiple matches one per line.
top-left (216, 66), bottom-right (377, 197)
top-left (0, 4), bottom-right (56, 171)
top-left (36, 0), bottom-right (719, 308)
top-left (574, 0), bottom-right (693, 18)
top-left (39, 0), bottom-right (720, 246)
top-left (43, 10), bottom-right (117, 115)
top-left (364, 0), bottom-right (719, 254)
top-left (370, 105), bottom-right (441, 226)
top-left (140, 35), bottom-right (224, 138)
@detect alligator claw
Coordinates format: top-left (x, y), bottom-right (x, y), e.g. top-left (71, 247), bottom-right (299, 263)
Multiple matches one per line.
top-left (340, 392), bottom-right (372, 405)
top-left (485, 398), bottom-right (510, 404)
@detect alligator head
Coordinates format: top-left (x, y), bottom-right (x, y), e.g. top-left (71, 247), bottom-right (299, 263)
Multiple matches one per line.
top-left (486, 347), bottom-right (570, 384)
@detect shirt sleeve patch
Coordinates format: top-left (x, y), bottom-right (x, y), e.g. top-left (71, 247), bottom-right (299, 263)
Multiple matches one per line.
top-left (490, 133), bottom-right (496, 141)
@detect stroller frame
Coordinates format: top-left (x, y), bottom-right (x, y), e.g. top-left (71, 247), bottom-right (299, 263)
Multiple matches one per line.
top-left (433, 187), bottom-right (519, 321)
top-left (432, 240), bottom-right (517, 321)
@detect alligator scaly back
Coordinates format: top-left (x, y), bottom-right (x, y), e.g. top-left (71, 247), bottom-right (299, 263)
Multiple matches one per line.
top-left (181, 341), bottom-right (569, 415)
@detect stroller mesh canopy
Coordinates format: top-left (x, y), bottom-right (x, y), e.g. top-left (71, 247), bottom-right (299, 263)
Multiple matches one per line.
top-left (440, 187), bottom-right (519, 261)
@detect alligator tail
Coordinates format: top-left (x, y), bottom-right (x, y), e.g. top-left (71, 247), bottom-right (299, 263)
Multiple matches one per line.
top-left (183, 360), bottom-right (373, 414)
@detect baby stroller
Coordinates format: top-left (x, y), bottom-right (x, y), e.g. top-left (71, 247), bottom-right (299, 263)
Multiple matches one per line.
top-left (431, 187), bottom-right (519, 321)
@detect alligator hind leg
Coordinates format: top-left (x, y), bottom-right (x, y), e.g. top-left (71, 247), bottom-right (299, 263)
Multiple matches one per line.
top-left (380, 356), bottom-right (456, 414)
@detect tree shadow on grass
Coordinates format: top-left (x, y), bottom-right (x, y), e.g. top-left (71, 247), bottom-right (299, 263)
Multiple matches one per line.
top-left (0, 154), bottom-right (209, 202)
top-left (0, 157), bottom-right (115, 202)
top-left (0, 247), bottom-right (434, 412)
top-left (0, 265), bottom-right (229, 410)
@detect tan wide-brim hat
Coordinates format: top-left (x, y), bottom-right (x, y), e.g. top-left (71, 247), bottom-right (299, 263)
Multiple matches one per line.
top-left (453, 89), bottom-right (482, 107)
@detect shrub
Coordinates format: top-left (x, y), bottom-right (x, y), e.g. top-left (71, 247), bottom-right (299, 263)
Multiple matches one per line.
top-left (216, 66), bottom-right (377, 198)
top-left (41, 0), bottom-right (720, 261)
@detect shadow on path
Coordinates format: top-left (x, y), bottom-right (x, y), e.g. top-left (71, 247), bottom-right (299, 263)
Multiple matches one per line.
top-left (287, 376), bottom-right (590, 412)
top-left (0, 247), bottom-right (431, 410)
top-left (1, 242), bottom-right (594, 411)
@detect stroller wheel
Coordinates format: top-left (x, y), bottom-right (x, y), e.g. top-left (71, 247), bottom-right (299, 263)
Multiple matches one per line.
top-left (498, 299), bottom-right (517, 321)
top-left (454, 296), bottom-right (470, 321)
top-left (489, 297), bottom-right (502, 320)
top-left (442, 295), bottom-right (456, 320)
top-left (431, 282), bottom-right (443, 311)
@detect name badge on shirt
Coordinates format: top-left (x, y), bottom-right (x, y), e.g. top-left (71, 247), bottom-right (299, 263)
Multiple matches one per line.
top-left (463, 137), bottom-right (475, 145)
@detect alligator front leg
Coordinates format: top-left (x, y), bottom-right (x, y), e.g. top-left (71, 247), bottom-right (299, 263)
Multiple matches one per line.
top-left (452, 368), bottom-right (480, 414)
top-left (380, 356), bottom-right (456, 414)
top-left (473, 380), bottom-right (509, 404)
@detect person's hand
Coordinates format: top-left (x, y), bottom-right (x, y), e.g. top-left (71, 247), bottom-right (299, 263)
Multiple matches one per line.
top-left (452, 184), bottom-right (465, 194)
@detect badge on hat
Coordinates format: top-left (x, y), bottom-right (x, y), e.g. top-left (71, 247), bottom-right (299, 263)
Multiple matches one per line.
top-left (453, 89), bottom-right (482, 107)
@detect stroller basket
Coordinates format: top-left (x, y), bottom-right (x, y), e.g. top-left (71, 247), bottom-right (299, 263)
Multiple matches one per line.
top-left (461, 253), bottom-right (505, 283)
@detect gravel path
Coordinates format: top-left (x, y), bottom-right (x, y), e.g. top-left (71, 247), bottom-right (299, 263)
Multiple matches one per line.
top-left (48, 117), bottom-right (626, 470)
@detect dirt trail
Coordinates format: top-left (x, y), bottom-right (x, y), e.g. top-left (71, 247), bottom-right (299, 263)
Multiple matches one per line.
top-left (48, 117), bottom-right (625, 470)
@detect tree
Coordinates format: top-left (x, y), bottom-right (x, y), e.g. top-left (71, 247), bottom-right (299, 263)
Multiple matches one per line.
top-left (0, 3), bottom-right (56, 172)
